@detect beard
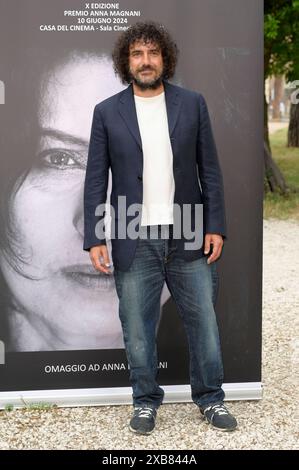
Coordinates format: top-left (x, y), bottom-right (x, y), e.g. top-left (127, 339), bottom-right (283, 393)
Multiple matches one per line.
top-left (130, 67), bottom-right (164, 90)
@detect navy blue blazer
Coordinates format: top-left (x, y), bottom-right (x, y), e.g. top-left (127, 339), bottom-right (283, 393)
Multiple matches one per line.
top-left (83, 79), bottom-right (227, 271)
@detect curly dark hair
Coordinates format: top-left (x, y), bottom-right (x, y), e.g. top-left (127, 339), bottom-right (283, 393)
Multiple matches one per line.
top-left (111, 21), bottom-right (179, 84)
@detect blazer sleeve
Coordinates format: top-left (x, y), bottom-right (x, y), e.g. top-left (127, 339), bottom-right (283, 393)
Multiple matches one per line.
top-left (83, 105), bottom-right (110, 251)
top-left (196, 93), bottom-right (227, 239)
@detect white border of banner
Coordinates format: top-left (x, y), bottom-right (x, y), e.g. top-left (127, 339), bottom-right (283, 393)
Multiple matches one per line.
top-left (0, 382), bottom-right (262, 409)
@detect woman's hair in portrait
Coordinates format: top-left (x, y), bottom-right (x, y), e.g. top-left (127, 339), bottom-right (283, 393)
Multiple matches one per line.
top-left (111, 20), bottom-right (179, 84)
top-left (0, 43), bottom-right (113, 348)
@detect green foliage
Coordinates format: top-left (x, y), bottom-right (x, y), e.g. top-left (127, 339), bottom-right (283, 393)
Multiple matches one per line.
top-left (2, 401), bottom-right (57, 412)
top-left (264, 0), bottom-right (299, 81)
top-left (26, 402), bottom-right (56, 410)
top-left (19, 396), bottom-right (57, 410)
top-left (4, 404), bottom-right (14, 412)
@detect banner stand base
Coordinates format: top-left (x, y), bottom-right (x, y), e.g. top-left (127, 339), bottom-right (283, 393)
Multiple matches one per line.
top-left (0, 382), bottom-right (262, 409)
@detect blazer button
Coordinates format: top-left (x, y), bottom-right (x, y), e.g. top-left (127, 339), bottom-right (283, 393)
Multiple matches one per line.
top-left (137, 175), bottom-right (142, 181)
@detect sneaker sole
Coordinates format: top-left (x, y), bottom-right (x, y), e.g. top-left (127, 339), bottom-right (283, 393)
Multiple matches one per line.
top-left (202, 416), bottom-right (238, 432)
top-left (129, 424), bottom-right (155, 435)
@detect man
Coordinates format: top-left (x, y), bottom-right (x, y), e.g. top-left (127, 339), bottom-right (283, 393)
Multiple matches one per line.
top-left (83, 21), bottom-right (238, 434)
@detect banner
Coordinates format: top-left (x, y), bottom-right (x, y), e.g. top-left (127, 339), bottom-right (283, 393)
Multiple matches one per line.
top-left (0, 0), bottom-right (263, 406)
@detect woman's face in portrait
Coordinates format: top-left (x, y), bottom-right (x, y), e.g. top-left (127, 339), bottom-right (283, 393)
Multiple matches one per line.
top-left (0, 53), bottom-right (170, 351)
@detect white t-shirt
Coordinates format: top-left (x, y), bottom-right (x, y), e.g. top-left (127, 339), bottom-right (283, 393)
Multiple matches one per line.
top-left (134, 91), bottom-right (175, 226)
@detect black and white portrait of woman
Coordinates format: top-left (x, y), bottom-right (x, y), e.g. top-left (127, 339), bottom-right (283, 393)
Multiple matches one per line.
top-left (0, 45), bottom-right (176, 352)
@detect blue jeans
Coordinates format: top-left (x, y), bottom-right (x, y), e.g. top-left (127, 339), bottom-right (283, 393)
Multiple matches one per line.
top-left (113, 224), bottom-right (225, 409)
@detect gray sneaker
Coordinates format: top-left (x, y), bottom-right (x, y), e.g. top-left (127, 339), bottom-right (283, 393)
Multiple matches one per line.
top-left (200, 402), bottom-right (238, 431)
top-left (129, 405), bottom-right (157, 435)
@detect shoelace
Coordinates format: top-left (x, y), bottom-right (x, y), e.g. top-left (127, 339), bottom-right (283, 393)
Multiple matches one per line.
top-left (134, 406), bottom-right (155, 419)
top-left (204, 403), bottom-right (229, 416)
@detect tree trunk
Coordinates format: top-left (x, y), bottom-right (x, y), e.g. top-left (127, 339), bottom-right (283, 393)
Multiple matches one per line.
top-left (288, 103), bottom-right (299, 147)
top-left (272, 75), bottom-right (284, 119)
top-left (264, 92), bottom-right (271, 150)
top-left (264, 142), bottom-right (288, 194)
top-left (264, 91), bottom-right (288, 194)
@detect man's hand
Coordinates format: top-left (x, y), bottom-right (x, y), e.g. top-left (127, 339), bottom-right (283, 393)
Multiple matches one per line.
top-left (89, 245), bottom-right (112, 274)
top-left (204, 233), bottom-right (224, 264)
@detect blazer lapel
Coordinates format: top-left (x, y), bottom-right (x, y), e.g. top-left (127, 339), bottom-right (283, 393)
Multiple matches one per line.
top-left (118, 83), bottom-right (142, 150)
top-left (118, 80), bottom-right (181, 151)
top-left (163, 79), bottom-right (181, 137)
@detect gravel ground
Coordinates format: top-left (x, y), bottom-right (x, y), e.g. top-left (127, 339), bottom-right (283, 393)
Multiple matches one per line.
top-left (0, 218), bottom-right (298, 450)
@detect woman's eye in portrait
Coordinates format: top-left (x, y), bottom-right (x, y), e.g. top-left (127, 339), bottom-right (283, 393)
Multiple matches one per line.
top-left (37, 148), bottom-right (86, 171)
